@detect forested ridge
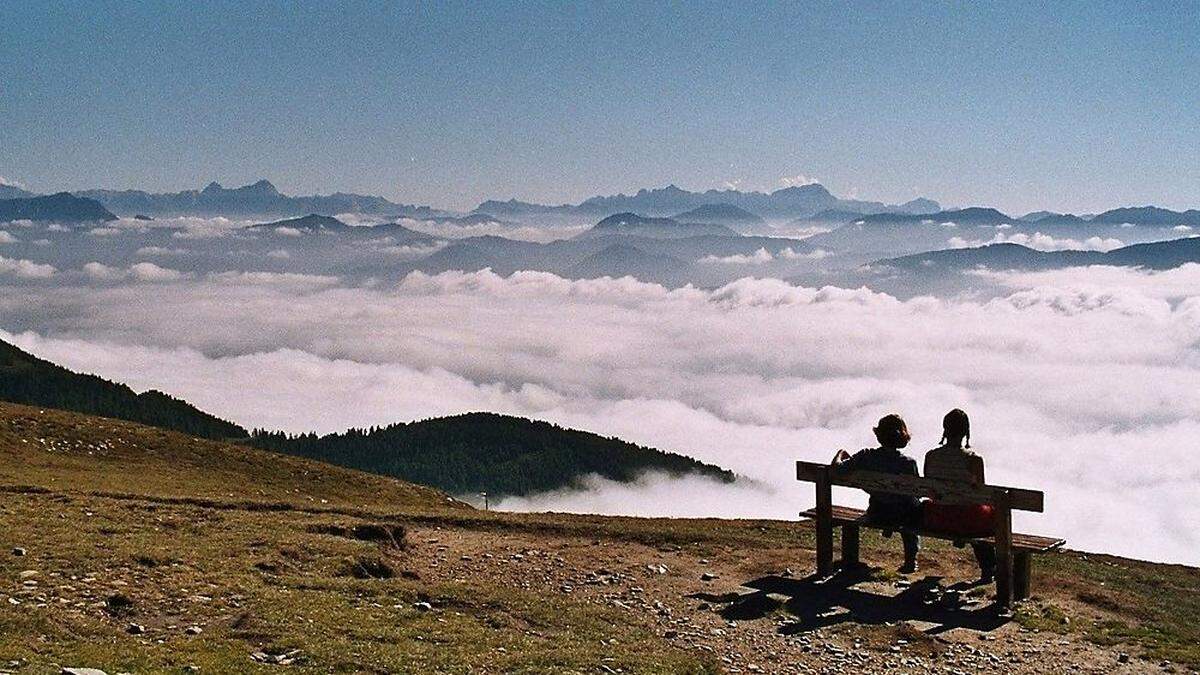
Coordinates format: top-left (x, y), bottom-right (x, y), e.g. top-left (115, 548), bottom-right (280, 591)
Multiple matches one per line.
top-left (0, 339), bottom-right (247, 439)
top-left (249, 412), bottom-right (735, 497)
top-left (1, 339), bottom-right (734, 496)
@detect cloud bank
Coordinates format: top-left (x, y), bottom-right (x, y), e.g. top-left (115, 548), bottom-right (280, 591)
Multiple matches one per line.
top-left (950, 231), bottom-right (1126, 252)
top-left (0, 255), bottom-right (55, 278)
top-left (699, 247), bottom-right (831, 264)
top-left (3, 266), bottom-right (1200, 565)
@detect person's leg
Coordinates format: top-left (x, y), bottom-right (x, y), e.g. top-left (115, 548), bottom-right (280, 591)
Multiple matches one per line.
top-left (972, 542), bottom-right (996, 582)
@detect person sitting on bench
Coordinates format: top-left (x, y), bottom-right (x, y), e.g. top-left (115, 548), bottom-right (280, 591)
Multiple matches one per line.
top-left (831, 414), bottom-right (922, 573)
top-left (922, 408), bottom-right (997, 583)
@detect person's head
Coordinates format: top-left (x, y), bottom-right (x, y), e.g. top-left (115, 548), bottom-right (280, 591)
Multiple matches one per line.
top-left (941, 408), bottom-right (970, 448)
top-left (873, 414), bottom-right (911, 449)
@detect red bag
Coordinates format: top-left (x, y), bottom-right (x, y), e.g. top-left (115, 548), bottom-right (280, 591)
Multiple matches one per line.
top-left (923, 501), bottom-right (995, 537)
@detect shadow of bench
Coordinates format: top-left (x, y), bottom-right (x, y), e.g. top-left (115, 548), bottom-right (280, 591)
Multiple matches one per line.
top-left (740, 572), bottom-right (1011, 634)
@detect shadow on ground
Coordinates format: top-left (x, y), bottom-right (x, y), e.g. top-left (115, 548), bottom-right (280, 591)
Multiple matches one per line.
top-left (690, 568), bottom-right (1010, 636)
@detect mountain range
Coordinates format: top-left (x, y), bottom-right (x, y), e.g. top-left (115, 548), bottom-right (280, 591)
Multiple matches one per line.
top-left (475, 183), bottom-right (942, 220)
top-left (10, 176), bottom-right (1200, 233)
top-left (73, 179), bottom-right (449, 219)
top-left (878, 235), bottom-right (1200, 273)
top-left (852, 205), bottom-right (1200, 228)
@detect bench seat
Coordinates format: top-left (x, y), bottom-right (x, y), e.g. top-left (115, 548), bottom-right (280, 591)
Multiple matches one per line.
top-left (799, 506), bottom-right (1066, 552)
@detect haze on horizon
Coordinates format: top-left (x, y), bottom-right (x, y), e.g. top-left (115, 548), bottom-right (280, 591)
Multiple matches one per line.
top-left (3, 1), bottom-right (1199, 214)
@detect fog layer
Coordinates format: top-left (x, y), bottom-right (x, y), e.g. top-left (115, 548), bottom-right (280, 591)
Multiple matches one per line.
top-left (4, 265), bottom-right (1199, 564)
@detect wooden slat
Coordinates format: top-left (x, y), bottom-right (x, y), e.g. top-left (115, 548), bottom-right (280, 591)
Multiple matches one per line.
top-left (799, 506), bottom-right (1065, 553)
top-left (1010, 533), bottom-right (1066, 552)
top-left (797, 460), bottom-right (1044, 512)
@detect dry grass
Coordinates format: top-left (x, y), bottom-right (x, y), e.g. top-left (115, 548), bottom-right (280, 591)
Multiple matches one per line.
top-left (0, 402), bottom-right (1197, 672)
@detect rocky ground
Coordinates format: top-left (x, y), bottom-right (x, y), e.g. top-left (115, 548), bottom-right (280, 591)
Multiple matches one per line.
top-left (404, 525), bottom-right (1162, 674)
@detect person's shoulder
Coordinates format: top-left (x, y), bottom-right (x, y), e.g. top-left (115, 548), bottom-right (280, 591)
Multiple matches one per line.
top-left (924, 445), bottom-right (947, 459)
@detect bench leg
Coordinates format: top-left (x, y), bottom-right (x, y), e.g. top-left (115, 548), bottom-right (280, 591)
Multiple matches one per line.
top-left (841, 524), bottom-right (860, 568)
top-left (993, 502), bottom-right (1014, 609)
top-left (816, 523), bottom-right (834, 575)
top-left (1014, 551), bottom-right (1032, 600)
top-left (815, 471), bottom-right (834, 576)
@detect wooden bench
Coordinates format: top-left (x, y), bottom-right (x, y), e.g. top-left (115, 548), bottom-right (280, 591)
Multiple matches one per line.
top-left (796, 460), bottom-right (1065, 608)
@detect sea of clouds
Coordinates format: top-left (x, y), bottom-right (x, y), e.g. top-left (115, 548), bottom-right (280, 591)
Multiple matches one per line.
top-left (3, 263), bottom-right (1199, 565)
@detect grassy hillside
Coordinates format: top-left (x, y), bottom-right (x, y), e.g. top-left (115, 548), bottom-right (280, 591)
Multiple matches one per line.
top-left (0, 401), bottom-right (1197, 673)
top-left (250, 412), bottom-right (735, 497)
top-left (0, 339), bottom-right (247, 440)
top-left (0, 401), bottom-right (459, 515)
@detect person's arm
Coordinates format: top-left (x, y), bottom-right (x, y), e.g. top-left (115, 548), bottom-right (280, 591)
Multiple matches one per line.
top-left (972, 454), bottom-right (985, 485)
top-left (833, 448), bottom-right (871, 475)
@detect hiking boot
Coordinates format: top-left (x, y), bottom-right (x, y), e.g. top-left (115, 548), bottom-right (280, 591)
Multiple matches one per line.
top-left (979, 568), bottom-right (995, 584)
top-left (899, 560), bottom-right (918, 574)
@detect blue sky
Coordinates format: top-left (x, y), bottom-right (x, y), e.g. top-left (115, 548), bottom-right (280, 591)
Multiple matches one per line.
top-left (2, 1), bottom-right (1197, 213)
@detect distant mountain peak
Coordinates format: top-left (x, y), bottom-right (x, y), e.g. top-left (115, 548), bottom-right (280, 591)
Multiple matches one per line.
top-left (582, 212), bottom-right (740, 239)
top-left (247, 213), bottom-right (348, 231)
top-left (672, 203), bottom-right (764, 225)
top-left (203, 179), bottom-right (280, 195)
top-left (0, 192), bottom-right (117, 223)
top-left (245, 179), bottom-right (279, 194)
top-left (774, 183), bottom-right (834, 196)
top-left (595, 212), bottom-right (661, 228)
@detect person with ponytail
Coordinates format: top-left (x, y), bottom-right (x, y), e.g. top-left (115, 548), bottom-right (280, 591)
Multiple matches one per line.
top-left (922, 409), bottom-right (997, 583)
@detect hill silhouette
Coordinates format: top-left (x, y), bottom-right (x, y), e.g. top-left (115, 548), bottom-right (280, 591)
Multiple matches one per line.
top-left (671, 203), bottom-right (764, 226)
top-left (250, 411), bottom-right (735, 497)
top-left (0, 192), bottom-right (117, 223)
top-left (578, 212), bottom-right (740, 239)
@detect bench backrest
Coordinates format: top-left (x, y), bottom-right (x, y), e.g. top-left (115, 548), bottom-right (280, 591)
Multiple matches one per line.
top-left (796, 460), bottom-right (1043, 512)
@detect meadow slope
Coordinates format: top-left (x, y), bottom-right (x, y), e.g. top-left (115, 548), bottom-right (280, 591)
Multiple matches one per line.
top-left (0, 402), bottom-right (1196, 673)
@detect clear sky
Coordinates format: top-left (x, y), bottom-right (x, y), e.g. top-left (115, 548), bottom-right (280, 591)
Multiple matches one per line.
top-left (2, 1), bottom-right (1198, 213)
